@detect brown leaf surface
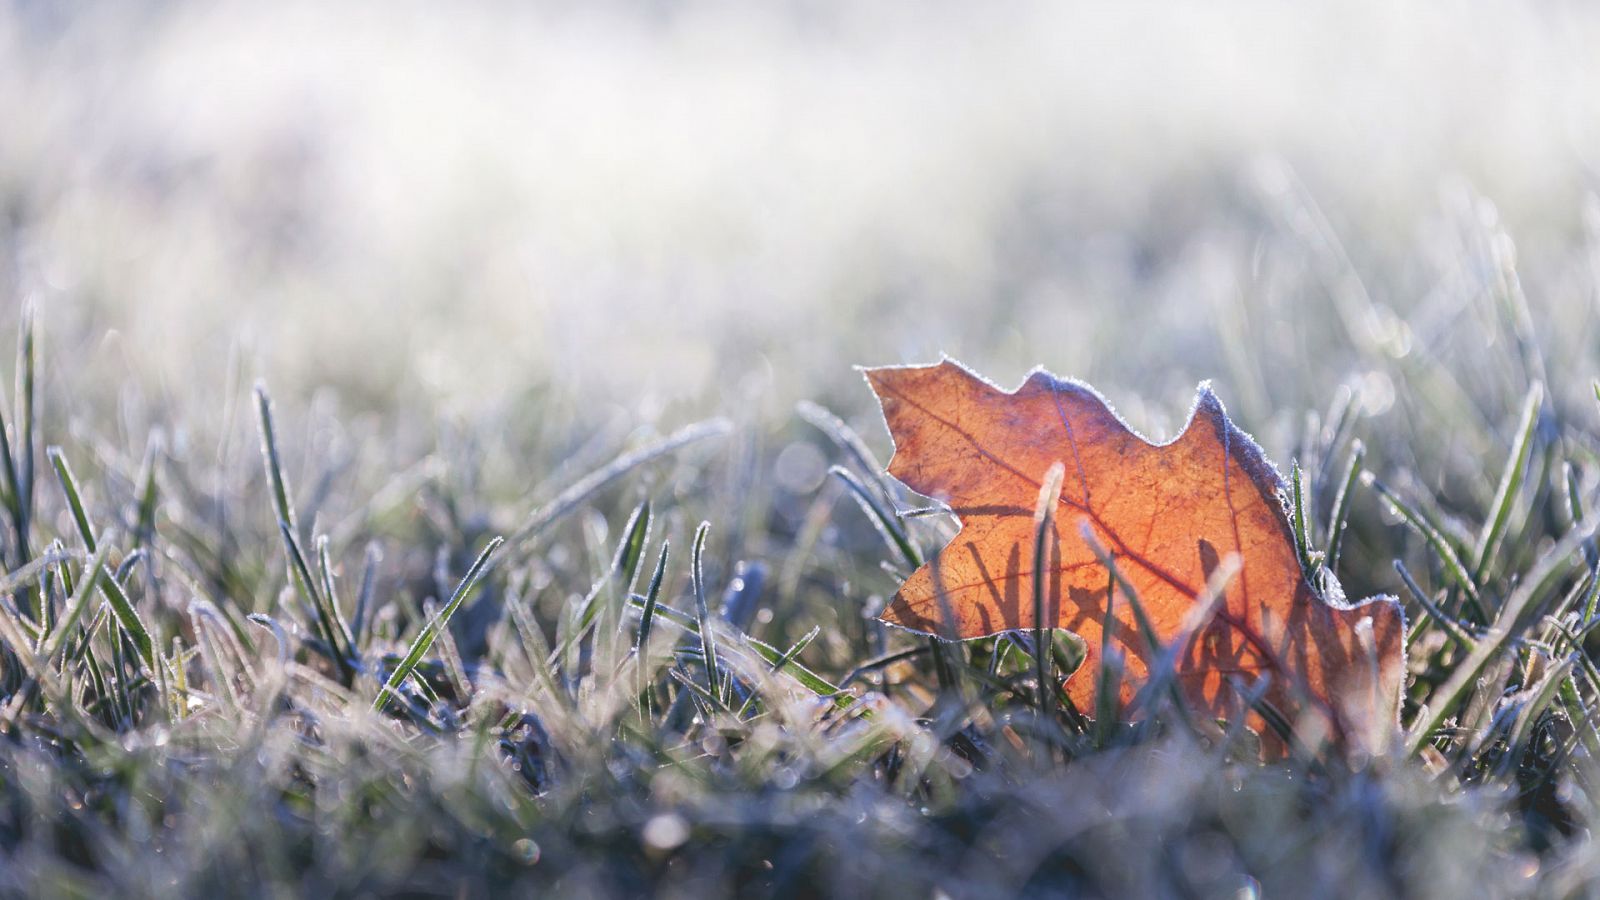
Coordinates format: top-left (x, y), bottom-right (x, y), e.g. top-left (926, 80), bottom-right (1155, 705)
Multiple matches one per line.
top-left (863, 359), bottom-right (1405, 756)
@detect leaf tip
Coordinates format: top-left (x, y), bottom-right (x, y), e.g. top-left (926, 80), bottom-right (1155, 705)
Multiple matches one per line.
top-left (1191, 380), bottom-right (1228, 422)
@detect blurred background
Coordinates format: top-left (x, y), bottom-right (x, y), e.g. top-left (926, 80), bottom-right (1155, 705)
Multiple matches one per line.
top-left (3, 0), bottom-right (1600, 583)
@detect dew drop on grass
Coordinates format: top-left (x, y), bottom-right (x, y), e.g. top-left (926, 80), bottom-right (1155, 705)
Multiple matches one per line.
top-left (512, 838), bottom-right (540, 865)
top-left (642, 813), bottom-right (689, 851)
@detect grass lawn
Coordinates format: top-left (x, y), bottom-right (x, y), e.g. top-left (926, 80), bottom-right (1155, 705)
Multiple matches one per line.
top-left (5, 4), bottom-right (1600, 897)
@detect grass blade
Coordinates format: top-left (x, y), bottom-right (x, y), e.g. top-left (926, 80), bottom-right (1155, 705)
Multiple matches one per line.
top-left (40, 542), bottom-right (113, 663)
top-left (253, 383), bottom-right (300, 537)
top-left (1394, 560), bottom-right (1475, 652)
top-left (15, 303), bottom-right (33, 542)
top-left (626, 594), bottom-right (854, 709)
top-left (498, 420), bottom-right (730, 563)
top-left (830, 465), bottom-right (922, 570)
top-left (690, 522), bottom-right (722, 700)
top-left (1325, 440), bottom-right (1365, 571)
top-left (98, 559), bottom-right (155, 672)
top-left (1406, 516), bottom-right (1597, 755)
top-left (255, 384), bottom-right (357, 676)
top-left (615, 500), bottom-right (652, 594)
top-left (279, 523), bottom-right (354, 680)
top-left (1471, 381), bottom-right (1542, 584)
top-left (47, 448), bottom-right (96, 552)
top-left (635, 540), bottom-right (670, 715)
top-left (1289, 460), bottom-right (1319, 577)
top-left (352, 542), bottom-right (382, 651)
top-left (315, 535), bottom-right (358, 661)
top-left (0, 384), bottom-right (27, 564)
top-left (1364, 473), bottom-right (1489, 623)
top-left (1032, 461), bottom-right (1065, 735)
top-left (46, 450), bottom-right (156, 671)
top-left (133, 432), bottom-right (162, 548)
top-left (1096, 561), bottom-right (1121, 748)
top-left (374, 535), bottom-right (503, 712)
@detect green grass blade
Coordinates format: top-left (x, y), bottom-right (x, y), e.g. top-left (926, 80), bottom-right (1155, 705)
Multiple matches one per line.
top-left (768, 626), bottom-right (822, 675)
top-left (626, 594), bottom-right (854, 710)
top-left (315, 535), bottom-right (358, 660)
top-left (351, 542), bottom-right (382, 651)
top-left (253, 383), bottom-right (300, 537)
top-left (571, 500), bottom-right (654, 641)
top-left (133, 432), bottom-right (162, 548)
top-left (40, 543), bottom-right (111, 662)
top-left (1364, 473), bottom-right (1489, 623)
top-left (279, 523), bottom-right (352, 678)
top-left (15, 302), bottom-right (34, 550)
top-left (1583, 567), bottom-right (1600, 625)
top-left (1095, 560), bottom-right (1121, 747)
top-left (1289, 460), bottom-right (1318, 576)
top-left (1405, 516), bottom-right (1597, 755)
top-left (1325, 440), bottom-right (1365, 571)
top-left (45, 449), bottom-right (155, 671)
top-left (256, 385), bottom-right (358, 674)
top-left (1032, 461), bottom-right (1064, 736)
top-left (0, 395), bottom-right (27, 565)
top-left (0, 548), bottom-right (72, 601)
top-left (829, 465), bottom-right (922, 570)
top-left (1394, 560), bottom-right (1474, 652)
top-left (738, 626), bottom-right (824, 717)
top-left (1565, 461), bottom-right (1597, 571)
top-left (1471, 381), bottom-right (1542, 584)
top-left (98, 557), bottom-right (155, 671)
top-left (47, 447), bottom-right (96, 553)
top-left (690, 522), bottom-right (722, 699)
top-left (374, 535), bottom-right (503, 712)
top-left (615, 500), bottom-right (652, 594)
top-left (797, 400), bottom-right (889, 492)
top-left (635, 540), bottom-right (670, 715)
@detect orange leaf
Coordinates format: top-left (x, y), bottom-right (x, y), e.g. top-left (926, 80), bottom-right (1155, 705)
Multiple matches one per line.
top-left (863, 359), bottom-right (1405, 757)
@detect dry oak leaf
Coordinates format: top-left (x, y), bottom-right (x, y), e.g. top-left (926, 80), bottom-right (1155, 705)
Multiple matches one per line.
top-left (864, 359), bottom-right (1405, 756)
